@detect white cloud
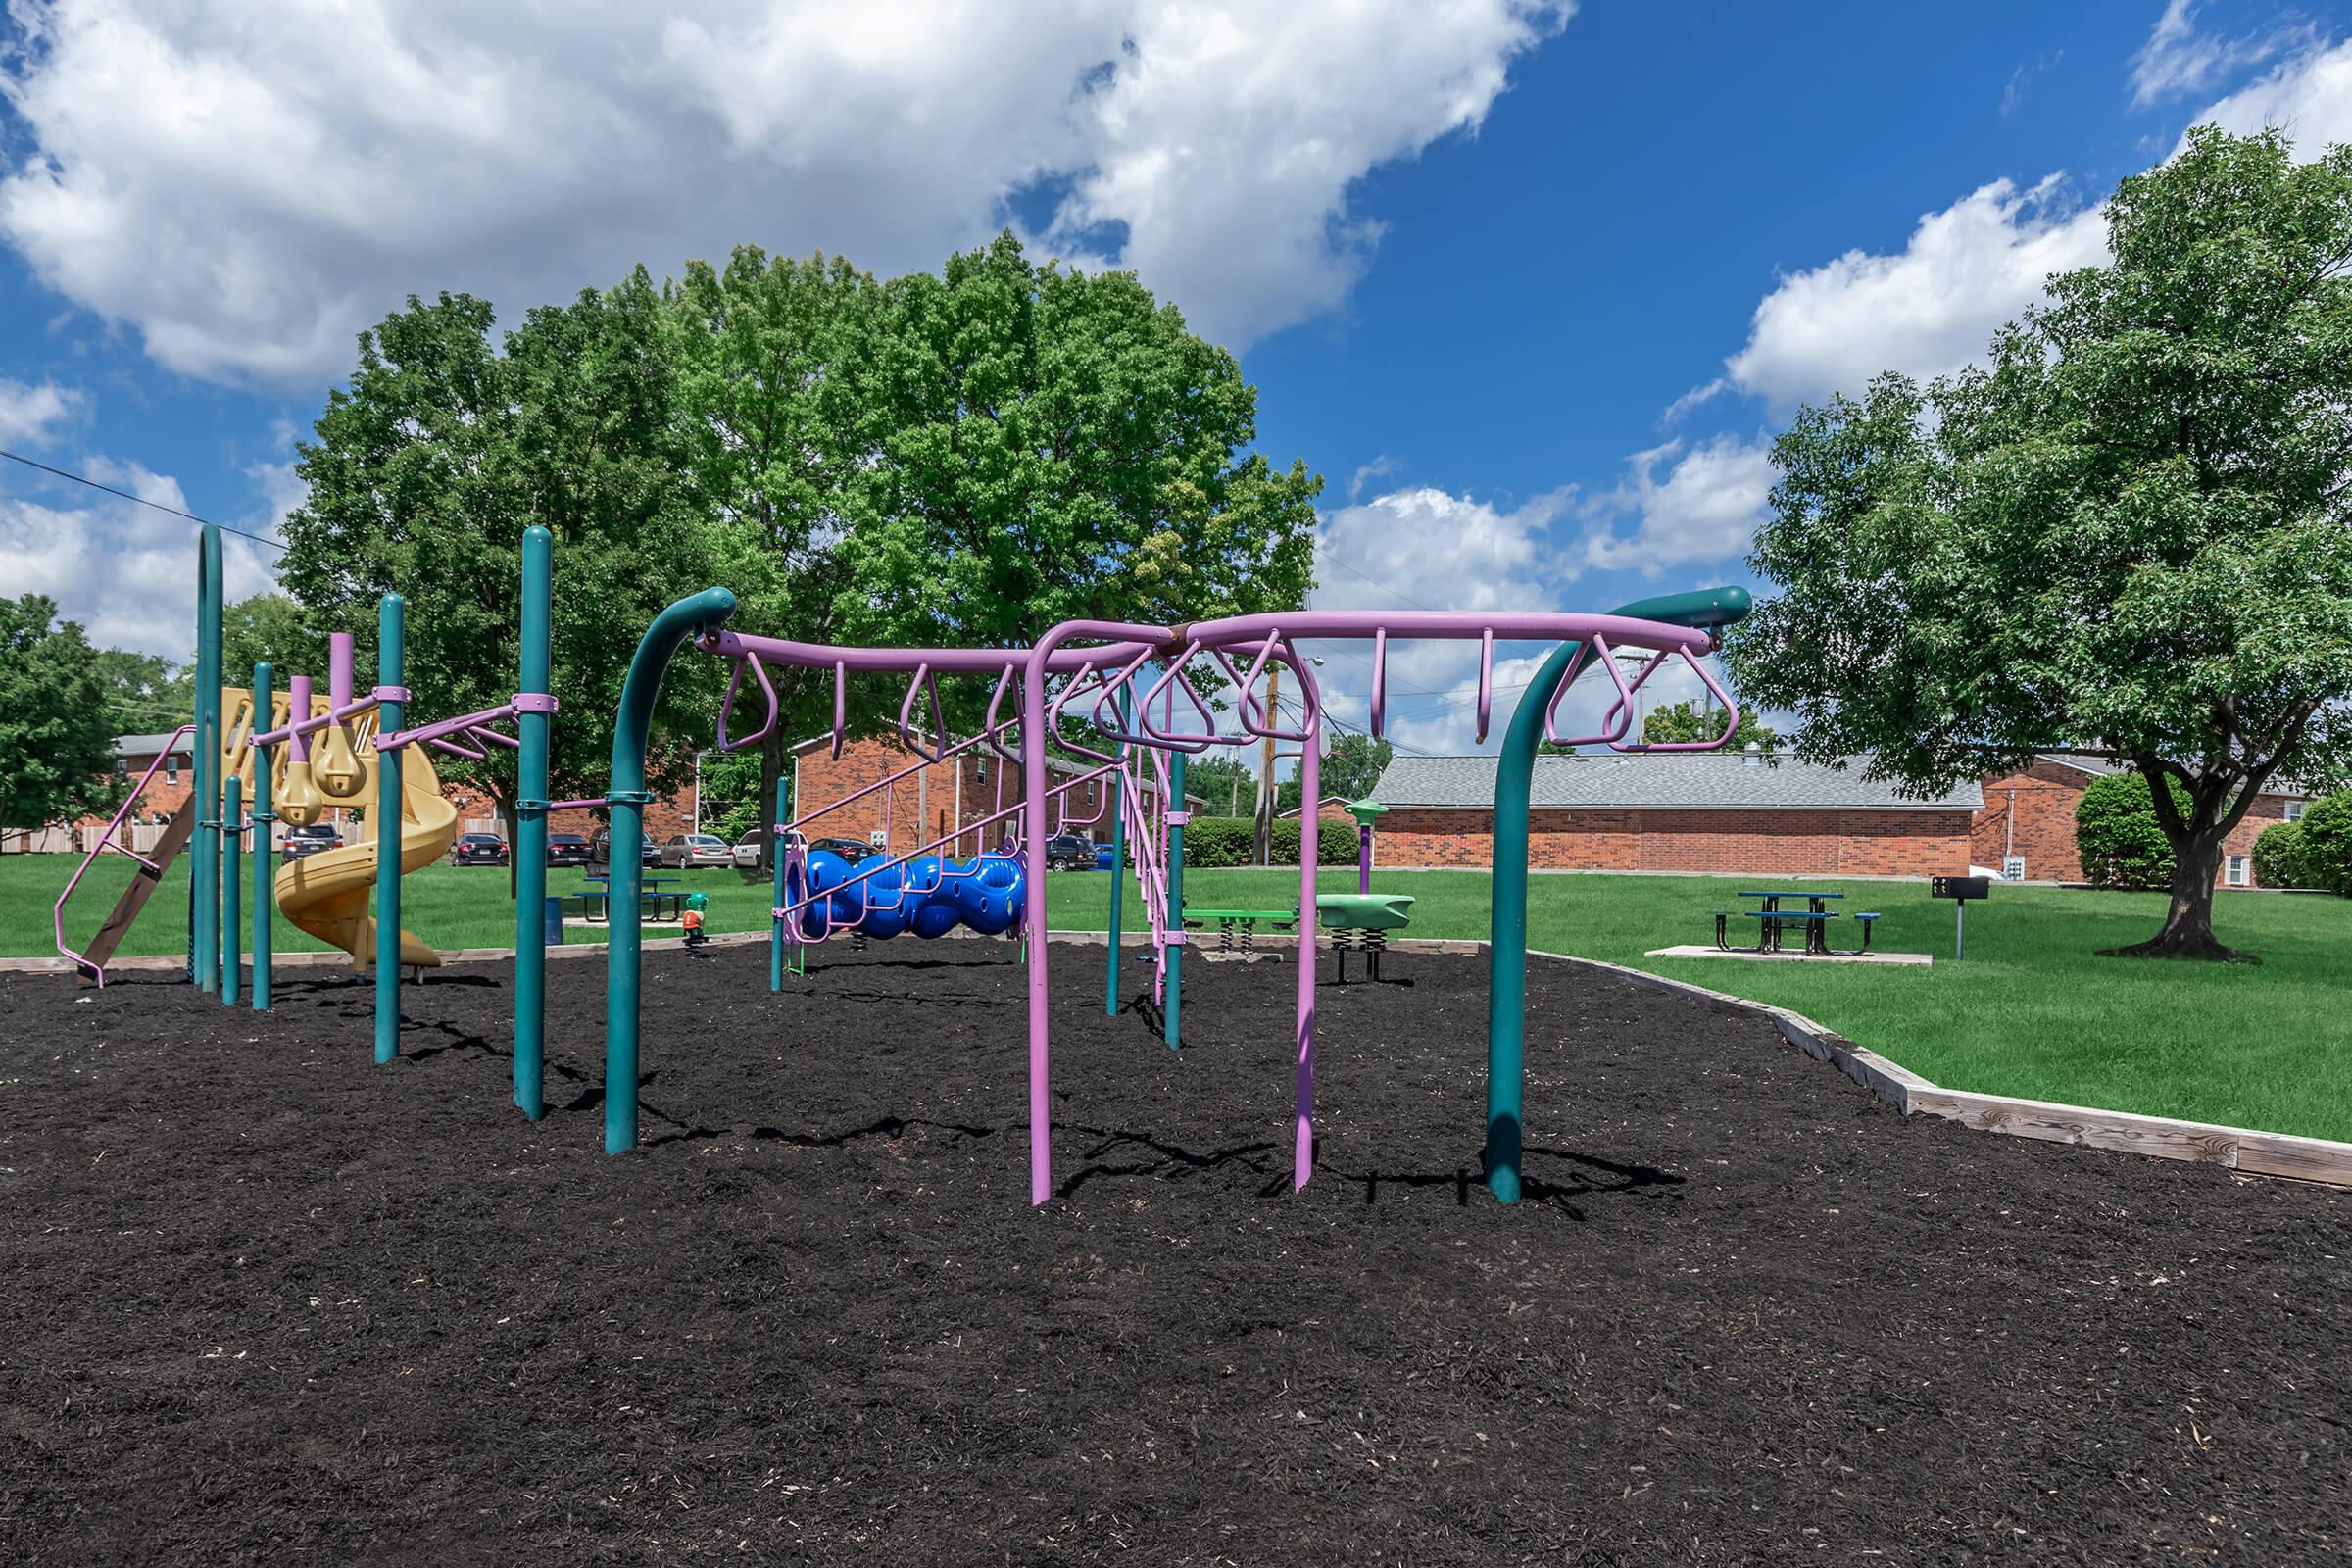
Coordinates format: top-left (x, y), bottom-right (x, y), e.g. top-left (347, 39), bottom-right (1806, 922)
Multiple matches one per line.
top-left (1718, 176), bottom-right (2107, 410)
top-left (2130, 1), bottom-right (2312, 108)
top-left (1575, 434), bottom-right (1773, 578)
top-left (1691, 31), bottom-right (2352, 418)
top-left (0, 459), bottom-right (281, 660)
top-left (0, 378), bottom-right (84, 448)
top-left (2192, 35), bottom-right (2352, 146)
top-left (0, 0), bottom-right (1571, 386)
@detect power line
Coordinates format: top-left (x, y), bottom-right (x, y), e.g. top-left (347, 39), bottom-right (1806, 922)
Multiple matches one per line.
top-left (0, 447), bottom-right (289, 554)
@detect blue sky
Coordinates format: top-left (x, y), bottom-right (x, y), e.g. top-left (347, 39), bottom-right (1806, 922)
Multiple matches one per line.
top-left (4, 0), bottom-right (2349, 750)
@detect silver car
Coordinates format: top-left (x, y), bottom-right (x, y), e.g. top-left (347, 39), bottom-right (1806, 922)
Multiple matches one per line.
top-left (660, 833), bottom-right (733, 868)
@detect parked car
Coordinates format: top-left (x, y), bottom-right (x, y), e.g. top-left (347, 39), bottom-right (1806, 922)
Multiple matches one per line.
top-left (661, 833), bottom-right (734, 868)
top-left (451, 832), bottom-right (510, 867)
top-left (1044, 833), bottom-right (1098, 871)
top-left (732, 832), bottom-right (768, 870)
top-left (590, 829), bottom-right (662, 868)
top-left (281, 822), bottom-right (342, 860)
top-left (547, 833), bottom-right (592, 867)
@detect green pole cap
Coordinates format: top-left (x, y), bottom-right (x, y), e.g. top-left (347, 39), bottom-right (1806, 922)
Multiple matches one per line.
top-left (1343, 799), bottom-right (1389, 827)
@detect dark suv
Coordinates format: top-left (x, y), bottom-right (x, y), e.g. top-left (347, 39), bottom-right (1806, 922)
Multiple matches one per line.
top-left (547, 833), bottom-right (592, 867)
top-left (281, 822), bottom-right (342, 860)
top-left (1044, 833), bottom-right (1098, 871)
top-left (452, 832), bottom-right (510, 867)
top-left (591, 828), bottom-right (662, 868)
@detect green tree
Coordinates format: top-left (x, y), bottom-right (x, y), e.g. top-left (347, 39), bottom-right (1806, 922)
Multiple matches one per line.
top-left (90, 646), bottom-right (185, 735)
top-left (2298, 793), bottom-right (2352, 895)
top-left (2251, 819), bottom-right (2311, 889)
top-left (2075, 772), bottom-right (2186, 890)
top-left (282, 280), bottom-right (717, 869)
top-left (1641, 699), bottom-right (1776, 751)
top-left (1275, 730), bottom-right (1394, 813)
top-left (842, 233), bottom-right (1320, 646)
top-left (0, 596), bottom-right (117, 841)
top-left (1728, 128), bottom-right (2352, 961)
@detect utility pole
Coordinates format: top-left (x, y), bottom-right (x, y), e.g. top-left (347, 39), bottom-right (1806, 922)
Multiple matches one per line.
top-left (1254, 662), bottom-right (1281, 863)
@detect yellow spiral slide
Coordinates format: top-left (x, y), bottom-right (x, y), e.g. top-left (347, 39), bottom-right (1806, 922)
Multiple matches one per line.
top-left (267, 711), bottom-right (458, 970)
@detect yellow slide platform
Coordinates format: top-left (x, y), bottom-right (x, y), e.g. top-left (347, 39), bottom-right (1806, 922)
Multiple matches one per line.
top-left (270, 721), bottom-right (457, 970)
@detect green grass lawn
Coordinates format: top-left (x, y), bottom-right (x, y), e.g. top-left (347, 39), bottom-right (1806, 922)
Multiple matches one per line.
top-left (15, 853), bottom-right (2351, 1144)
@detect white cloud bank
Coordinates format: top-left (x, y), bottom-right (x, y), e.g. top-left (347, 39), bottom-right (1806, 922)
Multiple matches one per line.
top-left (1689, 27), bottom-right (2352, 415)
top-left (0, 0), bottom-right (1571, 386)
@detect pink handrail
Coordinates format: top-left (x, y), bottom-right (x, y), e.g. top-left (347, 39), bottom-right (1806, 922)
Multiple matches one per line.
top-left (54, 724), bottom-right (195, 985)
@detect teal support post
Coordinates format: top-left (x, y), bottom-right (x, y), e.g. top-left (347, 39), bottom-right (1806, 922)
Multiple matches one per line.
top-left (374, 594), bottom-right (406, 1065)
top-left (514, 526), bottom-right (553, 1119)
top-left (1163, 748), bottom-right (1186, 1050)
top-left (251, 662), bottom-right (273, 1011)
top-left (221, 775), bottom-right (241, 1005)
top-left (605, 587), bottom-right (738, 1154)
top-left (193, 526), bottom-right (223, 991)
top-left (1484, 585), bottom-right (1751, 1202)
top-left (769, 777), bottom-right (791, 992)
top-left (1105, 683), bottom-right (1131, 1014)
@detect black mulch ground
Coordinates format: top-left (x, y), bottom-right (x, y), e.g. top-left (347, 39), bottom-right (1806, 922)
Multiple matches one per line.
top-left (2, 943), bottom-right (2346, 1565)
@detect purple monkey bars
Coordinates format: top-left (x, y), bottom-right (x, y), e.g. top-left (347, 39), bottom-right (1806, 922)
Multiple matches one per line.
top-left (665, 606), bottom-right (1733, 1206)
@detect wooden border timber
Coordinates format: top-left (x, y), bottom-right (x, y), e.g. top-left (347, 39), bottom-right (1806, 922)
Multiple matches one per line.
top-left (1529, 948), bottom-right (2352, 1191)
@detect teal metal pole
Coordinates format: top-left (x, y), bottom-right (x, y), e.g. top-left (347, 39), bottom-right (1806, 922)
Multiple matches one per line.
top-left (193, 526), bottom-right (222, 991)
top-left (251, 662), bottom-right (273, 1011)
top-left (1105, 682), bottom-right (1131, 1014)
top-left (514, 526), bottom-right (553, 1119)
top-left (1163, 748), bottom-right (1185, 1049)
top-left (1484, 585), bottom-right (1752, 1202)
top-left (605, 587), bottom-right (738, 1153)
top-left (221, 774), bottom-right (241, 1005)
top-left (374, 594), bottom-right (405, 1065)
top-left (769, 777), bottom-right (790, 992)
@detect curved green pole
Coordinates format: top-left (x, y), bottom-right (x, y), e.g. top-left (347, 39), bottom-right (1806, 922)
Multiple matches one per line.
top-left (514, 526), bottom-right (553, 1119)
top-left (222, 775), bottom-right (241, 1005)
top-left (374, 594), bottom-right (405, 1065)
top-left (1484, 585), bottom-right (1752, 1202)
top-left (251, 662), bottom-right (273, 1011)
top-left (1105, 682), bottom-right (1131, 1014)
top-left (194, 526), bottom-right (222, 992)
top-left (605, 587), bottom-right (738, 1154)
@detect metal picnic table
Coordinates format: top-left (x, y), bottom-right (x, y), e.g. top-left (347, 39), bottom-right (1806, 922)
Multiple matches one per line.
top-left (576, 872), bottom-right (686, 924)
top-left (1723, 889), bottom-right (1844, 956)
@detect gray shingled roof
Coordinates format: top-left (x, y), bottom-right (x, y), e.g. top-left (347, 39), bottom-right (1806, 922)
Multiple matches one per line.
top-left (1370, 753), bottom-right (1984, 812)
top-left (114, 732), bottom-right (191, 760)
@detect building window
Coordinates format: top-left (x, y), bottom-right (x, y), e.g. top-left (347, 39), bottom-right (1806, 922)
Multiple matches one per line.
top-left (2283, 800), bottom-right (2306, 821)
top-left (2226, 855), bottom-right (2250, 887)
top-left (165, 759), bottom-right (180, 785)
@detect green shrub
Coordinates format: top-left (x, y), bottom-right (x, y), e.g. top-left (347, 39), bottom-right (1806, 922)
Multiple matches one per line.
top-left (2252, 820), bottom-right (2311, 890)
top-left (2074, 772), bottom-right (2184, 890)
top-left (2298, 793), bottom-right (2352, 897)
top-left (1175, 815), bottom-right (1355, 868)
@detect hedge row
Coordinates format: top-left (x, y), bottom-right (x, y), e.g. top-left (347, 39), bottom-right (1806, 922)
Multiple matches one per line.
top-left (1176, 816), bottom-right (1358, 869)
top-left (2256, 796), bottom-right (2352, 893)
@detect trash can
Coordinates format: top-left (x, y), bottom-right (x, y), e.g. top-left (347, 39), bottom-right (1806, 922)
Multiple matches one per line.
top-left (543, 895), bottom-right (564, 948)
top-left (1095, 845), bottom-right (1115, 871)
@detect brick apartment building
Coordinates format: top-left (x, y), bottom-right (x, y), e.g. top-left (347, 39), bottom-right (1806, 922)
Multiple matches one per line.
top-left (1974, 752), bottom-right (2312, 888)
top-left (1368, 753), bottom-right (1983, 876)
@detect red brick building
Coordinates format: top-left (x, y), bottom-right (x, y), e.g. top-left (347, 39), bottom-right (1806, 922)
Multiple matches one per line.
top-left (1973, 753), bottom-right (2312, 888)
top-left (1368, 753), bottom-right (1983, 877)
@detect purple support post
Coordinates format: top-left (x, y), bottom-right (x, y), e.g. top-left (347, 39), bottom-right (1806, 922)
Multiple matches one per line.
top-left (329, 632), bottom-right (354, 710)
top-left (1020, 650), bottom-right (1054, 1206)
top-left (1292, 657), bottom-right (1322, 1192)
top-left (1359, 820), bottom-right (1373, 895)
top-left (287, 675), bottom-right (312, 760)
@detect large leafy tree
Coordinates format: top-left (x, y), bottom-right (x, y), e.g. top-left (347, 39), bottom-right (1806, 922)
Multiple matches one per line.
top-left (1728, 128), bottom-right (2352, 961)
top-left (843, 232), bottom-right (1320, 647)
top-left (0, 596), bottom-right (117, 841)
top-left (281, 278), bottom-right (717, 855)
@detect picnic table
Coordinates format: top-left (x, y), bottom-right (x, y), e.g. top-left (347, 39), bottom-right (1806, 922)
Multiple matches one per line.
top-left (1723, 889), bottom-right (1843, 956)
top-left (574, 873), bottom-right (686, 924)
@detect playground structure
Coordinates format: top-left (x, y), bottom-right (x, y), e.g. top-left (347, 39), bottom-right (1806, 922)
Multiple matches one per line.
top-left (604, 586), bottom-right (1753, 1205)
top-left (91, 523), bottom-right (1751, 1209)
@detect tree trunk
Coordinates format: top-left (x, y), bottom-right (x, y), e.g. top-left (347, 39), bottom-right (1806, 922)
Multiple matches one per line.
top-left (2097, 825), bottom-right (2249, 962)
top-left (498, 792), bottom-right (519, 902)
